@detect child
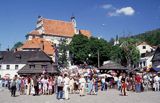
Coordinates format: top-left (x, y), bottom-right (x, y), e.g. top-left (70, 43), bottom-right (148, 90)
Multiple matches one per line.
top-left (121, 80), bottom-right (127, 96)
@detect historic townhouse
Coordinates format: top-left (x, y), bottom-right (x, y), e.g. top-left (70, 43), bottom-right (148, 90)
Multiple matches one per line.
top-left (0, 51), bottom-right (58, 79)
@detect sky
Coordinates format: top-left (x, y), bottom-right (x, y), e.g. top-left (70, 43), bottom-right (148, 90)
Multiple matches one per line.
top-left (0, 0), bottom-right (160, 50)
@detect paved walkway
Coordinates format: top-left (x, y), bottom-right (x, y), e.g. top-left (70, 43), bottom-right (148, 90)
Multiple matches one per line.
top-left (0, 88), bottom-right (159, 103)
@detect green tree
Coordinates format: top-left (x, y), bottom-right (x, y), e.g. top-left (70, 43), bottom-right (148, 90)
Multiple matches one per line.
top-left (120, 39), bottom-right (140, 67)
top-left (69, 35), bottom-right (111, 67)
top-left (12, 42), bottom-right (23, 50)
top-left (110, 45), bottom-right (123, 63)
top-left (88, 37), bottom-right (111, 66)
top-left (69, 34), bottom-right (90, 64)
top-left (58, 38), bottom-right (69, 68)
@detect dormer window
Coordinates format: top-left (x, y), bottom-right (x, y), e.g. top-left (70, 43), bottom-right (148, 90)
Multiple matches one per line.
top-left (29, 65), bottom-right (35, 69)
top-left (16, 54), bottom-right (21, 59)
top-left (142, 46), bottom-right (146, 49)
top-left (15, 65), bottom-right (19, 70)
top-left (6, 65), bottom-right (10, 70)
top-left (41, 65), bottom-right (47, 69)
top-left (0, 55), bottom-right (3, 60)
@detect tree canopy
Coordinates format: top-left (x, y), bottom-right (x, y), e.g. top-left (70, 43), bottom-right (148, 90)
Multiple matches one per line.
top-left (12, 41), bottom-right (23, 50)
top-left (58, 38), bottom-right (69, 68)
top-left (69, 34), bottom-right (111, 67)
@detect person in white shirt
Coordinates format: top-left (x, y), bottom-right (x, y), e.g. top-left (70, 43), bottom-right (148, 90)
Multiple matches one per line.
top-left (79, 75), bottom-right (86, 96)
top-left (63, 74), bottom-right (70, 100)
top-left (41, 76), bottom-right (48, 95)
top-left (56, 74), bottom-right (63, 100)
top-left (101, 77), bottom-right (105, 91)
top-left (69, 77), bottom-right (74, 94)
top-left (154, 74), bottom-right (160, 91)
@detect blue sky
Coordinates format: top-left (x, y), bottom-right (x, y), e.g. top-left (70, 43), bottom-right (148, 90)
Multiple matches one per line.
top-left (0, 0), bottom-right (160, 50)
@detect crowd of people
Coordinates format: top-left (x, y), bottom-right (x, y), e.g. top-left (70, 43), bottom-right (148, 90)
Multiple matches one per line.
top-left (0, 68), bottom-right (160, 100)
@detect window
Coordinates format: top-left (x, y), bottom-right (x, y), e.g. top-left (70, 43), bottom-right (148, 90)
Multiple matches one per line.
top-left (15, 65), bottom-right (18, 70)
top-left (142, 46), bottom-right (146, 49)
top-left (0, 65), bottom-right (1, 69)
top-left (41, 65), bottom-right (47, 69)
top-left (29, 65), bottom-right (35, 69)
top-left (141, 53), bottom-right (146, 57)
top-left (6, 65), bottom-right (10, 70)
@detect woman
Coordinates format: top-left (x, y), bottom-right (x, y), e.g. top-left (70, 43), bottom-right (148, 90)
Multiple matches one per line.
top-left (79, 75), bottom-right (86, 96)
top-left (121, 75), bottom-right (127, 96)
top-left (87, 77), bottom-right (92, 95)
top-left (20, 77), bottom-right (25, 95)
top-left (26, 77), bottom-right (31, 95)
top-left (48, 77), bottom-right (53, 95)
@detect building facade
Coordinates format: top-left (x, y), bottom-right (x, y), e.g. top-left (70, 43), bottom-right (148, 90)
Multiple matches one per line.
top-left (0, 51), bottom-right (58, 79)
top-left (136, 42), bottom-right (155, 68)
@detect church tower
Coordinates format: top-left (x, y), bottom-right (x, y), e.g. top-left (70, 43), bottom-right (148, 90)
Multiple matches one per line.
top-left (71, 16), bottom-right (79, 34)
top-left (114, 35), bottom-right (120, 46)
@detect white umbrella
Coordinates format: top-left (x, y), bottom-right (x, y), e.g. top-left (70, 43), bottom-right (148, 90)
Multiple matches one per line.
top-left (98, 74), bottom-right (112, 77)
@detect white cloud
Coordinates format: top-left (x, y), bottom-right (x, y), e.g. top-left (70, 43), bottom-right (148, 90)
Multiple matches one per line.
top-left (101, 4), bottom-right (113, 9)
top-left (108, 7), bottom-right (135, 16)
top-left (117, 7), bottom-right (135, 16)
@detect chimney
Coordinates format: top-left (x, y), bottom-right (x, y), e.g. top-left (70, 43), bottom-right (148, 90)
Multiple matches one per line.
top-left (14, 48), bottom-right (17, 52)
top-left (6, 48), bottom-right (9, 51)
top-left (40, 40), bottom-right (44, 51)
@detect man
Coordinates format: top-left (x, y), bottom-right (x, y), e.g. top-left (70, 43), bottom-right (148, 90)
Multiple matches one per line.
top-left (10, 77), bottom-right (17, 97)
top-left (101, 77), bottom-right (105, 91)
top-left (56, 74), bottom-right (63, 100)
top-left (33, 75), bottom-right (38, 95)
top-left (63, 74), bottom-right (70, 100)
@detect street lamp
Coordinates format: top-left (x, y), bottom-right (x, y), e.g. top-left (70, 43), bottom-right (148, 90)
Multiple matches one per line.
top-left (86, 54), bottom-right (91, 65)
top-left (98, 50), bottom-right (100, 68)
top-left (98, 37), bottom-right (100, 68)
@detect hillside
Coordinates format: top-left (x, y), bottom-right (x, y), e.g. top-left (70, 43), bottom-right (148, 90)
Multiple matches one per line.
top-left (121, 28), bottom-right (160, 46)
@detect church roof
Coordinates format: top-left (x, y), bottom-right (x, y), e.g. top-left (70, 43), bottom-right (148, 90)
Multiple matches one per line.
top-left (28, 17), bottom-right (91, 37)
top-left (28, 30), bottom-right (40, 35)
top-left (42, 18), bottom-right (75, 37)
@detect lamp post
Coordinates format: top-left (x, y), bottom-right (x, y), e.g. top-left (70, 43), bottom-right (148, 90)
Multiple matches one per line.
top-left (98, 50), bottom-right (100, 68)
top-left (98, 37), bottom-right (100, 68)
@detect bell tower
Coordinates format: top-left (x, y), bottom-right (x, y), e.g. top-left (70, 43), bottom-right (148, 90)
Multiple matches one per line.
top-left (71, 16), bottom-right (79, 34)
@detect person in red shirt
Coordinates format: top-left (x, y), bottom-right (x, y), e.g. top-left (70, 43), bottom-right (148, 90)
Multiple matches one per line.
top-left (121, 74), bottom-right (127, 96)
top-left (135, 73), bottom-right (142, 92)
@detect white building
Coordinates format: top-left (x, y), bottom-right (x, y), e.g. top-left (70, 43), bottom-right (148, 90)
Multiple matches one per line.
top-left (0, 51), bottom-right (55, 79)
top-left (136, 42), bottom-right (155, 68)
top-left (25, 16), bottom-right (91, 66)
top-left (26, 16), bottom-right (91, 45)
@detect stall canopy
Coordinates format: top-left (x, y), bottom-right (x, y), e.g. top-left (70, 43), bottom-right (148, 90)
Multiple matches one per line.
top-left (98, 60), bottom-right (127, 70)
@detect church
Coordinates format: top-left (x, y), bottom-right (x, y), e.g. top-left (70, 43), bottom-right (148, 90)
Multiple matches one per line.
top-left (21, 16), bottom-right (92, 66)
top-left (26, 16), bottom-right (91, 45)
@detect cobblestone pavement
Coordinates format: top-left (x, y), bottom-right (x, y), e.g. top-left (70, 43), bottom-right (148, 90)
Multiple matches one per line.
top-left (0, 88), bottom-right (159, 103)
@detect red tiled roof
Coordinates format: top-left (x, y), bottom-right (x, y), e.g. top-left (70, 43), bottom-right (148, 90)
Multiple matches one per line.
top-left (20, 38), bottom-right (54, 55)
top-left (79, 30), bottom-right (91, 37)
top-left (27, 17), bottom-right (91, 37)
top-left (42, 18), bottom-right (75, 37)
top-left (28, 30), bottom-right (40, 35)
